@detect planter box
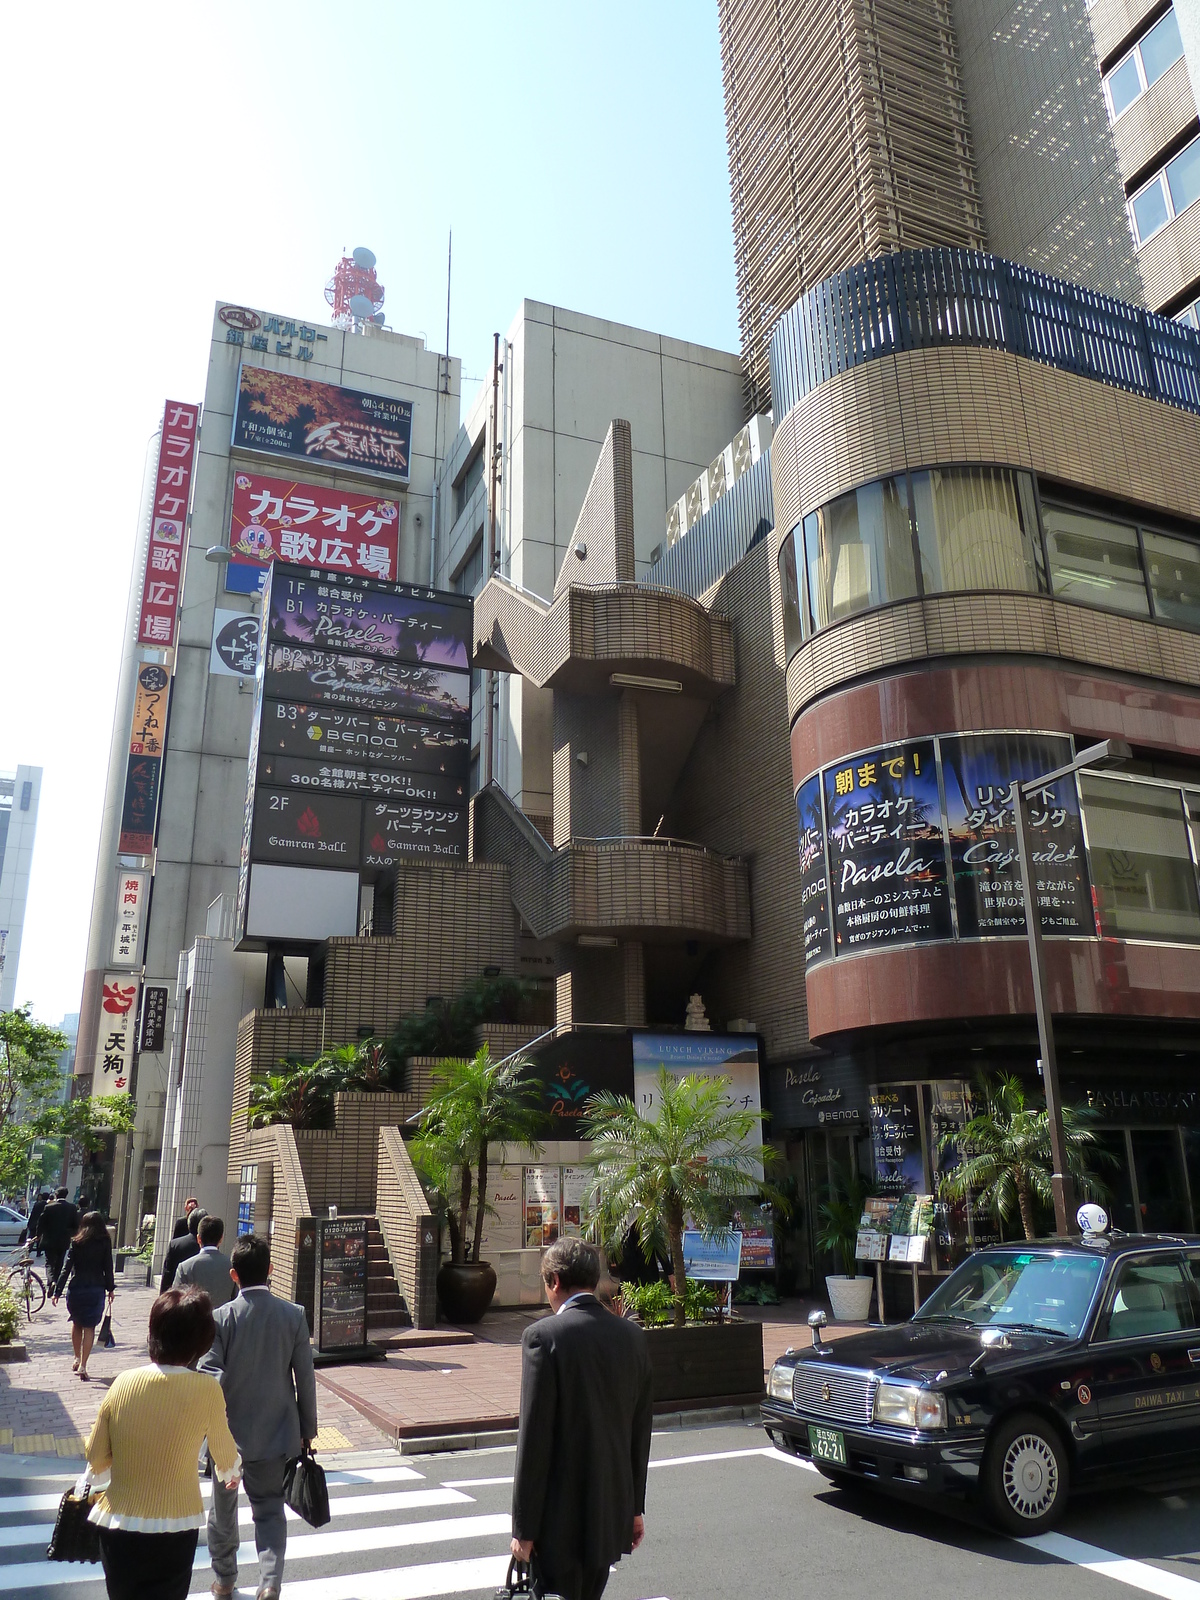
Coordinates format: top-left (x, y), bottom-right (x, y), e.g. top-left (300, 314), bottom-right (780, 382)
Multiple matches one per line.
top-left (0, 1341), bottom-right (28, 1363)
top-left (644, 1320), bottom-right (764, 1407)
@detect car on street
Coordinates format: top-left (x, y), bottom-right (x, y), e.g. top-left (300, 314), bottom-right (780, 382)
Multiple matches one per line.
top-left (0, 1207), bottom-right (28, 1247)
top-left (763, 1232), bottom-right (1200, 1533)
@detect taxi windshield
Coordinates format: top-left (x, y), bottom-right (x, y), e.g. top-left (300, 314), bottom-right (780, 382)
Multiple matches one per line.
top-left (913, 1250), bottom-right (1103, 1338)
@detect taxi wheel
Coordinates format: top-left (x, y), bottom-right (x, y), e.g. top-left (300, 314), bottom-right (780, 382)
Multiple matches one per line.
top-left (983, 1412), bottom-right (1069, 1534)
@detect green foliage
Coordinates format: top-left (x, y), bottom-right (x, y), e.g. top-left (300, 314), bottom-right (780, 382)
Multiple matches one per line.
top-left (0, 1276), bottom-right (19, 1343)
top-left (584, 1070), bottom-right (778, 1329)
top-left (734, 1281), bottom-right (782, 1306)
top-left (384, 975), bottom-right (534, 1071)
top-left (413, 1046), bottom-right (546, 1263)
top-left (0, 1008), bottom-right (134, 1201)
top-left (815, 1167), bottom-right (875, 1279)
top-left (621, 1277), bottom-right (720, 1327)
top-left (938, 1073), bottom-right (1111, 1241)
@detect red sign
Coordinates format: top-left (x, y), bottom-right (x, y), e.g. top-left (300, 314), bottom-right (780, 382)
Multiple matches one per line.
top-left (137, 401), bottom-right (199, 647)
top-left (228, 470), bottom-right (400, 587)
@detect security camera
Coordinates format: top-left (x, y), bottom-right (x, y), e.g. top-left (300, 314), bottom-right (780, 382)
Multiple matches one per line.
top-left (575, 541), bottom-right (587, 560)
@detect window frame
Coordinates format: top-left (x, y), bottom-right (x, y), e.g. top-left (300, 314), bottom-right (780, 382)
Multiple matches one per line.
top-left (1129, 132), bottom-right (1200, 247)
top-left (1102, 7), bottom-right (1183, 124)
top-left (1091, 1252), bottom-right (1200, 1345)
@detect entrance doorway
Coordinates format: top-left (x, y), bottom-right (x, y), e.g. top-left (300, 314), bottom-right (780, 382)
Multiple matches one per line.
top-left (1096, 1127), bottom-right (1193, 1233)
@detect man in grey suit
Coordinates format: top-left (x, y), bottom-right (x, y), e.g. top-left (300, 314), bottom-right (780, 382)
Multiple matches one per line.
top-left (201, 1233), bottom-right (318, 1600)
top-left (174, 1214), bottom-right (234, 1307)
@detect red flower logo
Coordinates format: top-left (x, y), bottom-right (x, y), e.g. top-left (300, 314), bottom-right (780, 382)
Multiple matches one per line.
top-left (297, 808), bottom-right (321, 838)
top-left (371, 833), bottom-right (386, 851)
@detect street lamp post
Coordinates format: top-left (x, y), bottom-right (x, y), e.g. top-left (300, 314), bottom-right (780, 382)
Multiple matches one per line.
top-left (1008, 738), bottom-right (1131, 1237)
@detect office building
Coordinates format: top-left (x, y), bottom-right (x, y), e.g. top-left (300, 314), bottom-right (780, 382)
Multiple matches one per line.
top-left (0, 766), bottom-right (42, 1012)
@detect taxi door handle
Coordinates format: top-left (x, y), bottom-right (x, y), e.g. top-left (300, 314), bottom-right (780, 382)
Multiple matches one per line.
top-left (1188, 1349), bottom-right (1200, 1365)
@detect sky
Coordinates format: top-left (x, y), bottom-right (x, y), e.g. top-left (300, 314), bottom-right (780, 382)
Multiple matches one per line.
top-left (0, 2), bottom-right (739, 1027)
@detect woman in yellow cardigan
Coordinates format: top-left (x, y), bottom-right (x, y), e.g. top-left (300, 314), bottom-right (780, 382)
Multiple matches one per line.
top-left (85, 1287), bottom-right (241, 1600)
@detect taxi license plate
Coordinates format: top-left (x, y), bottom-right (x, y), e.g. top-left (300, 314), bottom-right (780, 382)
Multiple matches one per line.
top-left (809, 1425), bottom-right (847, 1466)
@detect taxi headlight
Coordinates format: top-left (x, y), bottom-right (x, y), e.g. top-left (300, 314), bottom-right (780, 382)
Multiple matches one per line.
top-left (768, 1362), bottom-right (794, 1402)
top-left (872, 1382), bottom-right (946, 1431)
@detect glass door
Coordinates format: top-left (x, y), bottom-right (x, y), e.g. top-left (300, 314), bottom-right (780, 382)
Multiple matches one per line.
top-left (1130, 1130), bottom-right (1191, 1232)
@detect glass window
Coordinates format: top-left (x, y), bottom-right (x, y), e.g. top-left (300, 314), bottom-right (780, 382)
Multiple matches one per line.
top-left (1144, 530), bottom-right (1200, 628)
top-left (1140, 9), bottom-right (1184, 85)
top-left (914, 1251), bottom-right (1103, 1338)
top-left (912, 466), bottom-right (1043, 595)
top-left (1081, 774), bottom-right (1200, 943)
top-left (801, 475), bottom-right (916, 630)
top-left (1167, 138), bottom-right (1200, 220)
top-left (1043, 504), bottom-right (1150, 615)
top-left (778, 529), bottom-right (804, 657)
top-left (1175, 296), bottom-right (1200, 330)
top-left (1105, 53), bottom-right (1144, 119)
top-left (1132, 176), bottom-right (1171, 244)
top-left (1098, 1258), bottom-right (1197, 1341)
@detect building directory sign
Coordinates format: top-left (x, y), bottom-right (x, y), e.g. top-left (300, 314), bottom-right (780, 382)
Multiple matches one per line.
top-left (226, 470), bottom-right (400, 594)
top-left (137, 401), bottom-right (199, 648)
top-left (267, 571), bottom-right (471, 670)
top-left (260, 700), bottom-right (470, 777)
top-left (264, 644), bottom-right (469, 720)
top-left (232, 365), bottom-right (413, 483)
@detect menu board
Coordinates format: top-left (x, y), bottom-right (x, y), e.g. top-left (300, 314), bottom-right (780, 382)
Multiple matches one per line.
top-left (869, 1086), bottom-right (925, 1197)
top-left (524, 1166), bottom-right (560, 1248)
top-left (941, 733), bottom-right (1090, 937)
top-left (824, 740), bottom-right (951, 952)
top-left (796, 774), bottom-right (832, 967)
top-left (561, 1167), bottom-right (589, 1239)
top-left (315, 1217), bottom-right (369, 1353)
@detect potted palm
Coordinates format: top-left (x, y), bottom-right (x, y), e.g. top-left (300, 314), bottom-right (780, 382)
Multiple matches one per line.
top-left (584, 1069), bottom-right (777, 1404)
top-left (815, 1168), bottom-right (875, 1322)
top-left (413, 1046), bottom-right (544, 1324)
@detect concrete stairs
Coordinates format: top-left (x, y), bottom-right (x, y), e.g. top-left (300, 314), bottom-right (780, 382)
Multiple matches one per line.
top-left (366, 1218), bottom-right (412, 1333)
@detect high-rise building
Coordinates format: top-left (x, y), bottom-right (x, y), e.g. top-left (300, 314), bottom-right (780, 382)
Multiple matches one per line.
top-left (0, 765), bottom-right (42, 1012)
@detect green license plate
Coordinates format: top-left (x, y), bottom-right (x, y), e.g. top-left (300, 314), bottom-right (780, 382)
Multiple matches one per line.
top-left (809, 1425), bottom-right (847, 1466)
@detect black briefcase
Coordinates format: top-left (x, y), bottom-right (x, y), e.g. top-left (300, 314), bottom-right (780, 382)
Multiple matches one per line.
top-left (46, 1490), bottom-right (101, 1563)
top-left (495, 1555), bottom-right (564, 1600)
top-left (282, 1443), bottom-right (330, 1527)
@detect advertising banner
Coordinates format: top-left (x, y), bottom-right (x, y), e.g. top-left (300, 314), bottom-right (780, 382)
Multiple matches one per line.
top-left (796, 773), bottom-right (831, 968)
top-left (362, 800), bottom-right (468, 865)
top-left (137, 401), bottom-right (199, 647)
top-left (561, 1167), bottom-right (589, 1238)
top-left (233, 365), bottom-right (413, 482)
top-left (210, 609), bottom-right (261, 677)
top-left (93, 975), bottom-right (139, 1097)
top-left (264, 643), bottom-right (469, 721)
top-left (268, 570), bottom-right (471, 670)
top-left (940, 732), bottom-right (1090, 937)
top-left (129, 663), bottom-right (170, 755)
top-left (315, 1217), bottom-right (369, 1352)
top-left (250, 789), bottom-right (362, 869)
top-left (111, 871), bottom-right (148, 967)
top-left (260, 699), bottom-right (469, 776)
top-left (257, 753), bottom-right (466, 806)
top-left (824, 739), bottom-right (951, 952)
top-left (681, 1231), bottom-right (743, 1281)
top-left (869, 1085), bottom-right (924, 1197)
top-left (139, 986), bottom-right (169, 1054)
top-left (632, 1033), bottom-right (763, 1179)
top-left (226, 470), bottom-right (400, 594)
top-left (118, 754), bottom-right (162, 856)
top-left (730, 1203), bottom-right (775, 1269)
top-left (524, 1166), bottom-right (560, 1249)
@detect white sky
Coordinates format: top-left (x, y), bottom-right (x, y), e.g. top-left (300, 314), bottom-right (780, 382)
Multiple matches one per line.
top-left (0, 2), bottom-right (738, 1025)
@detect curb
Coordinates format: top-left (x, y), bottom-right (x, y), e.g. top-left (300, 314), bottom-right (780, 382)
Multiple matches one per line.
top-left (398, 1404), bottom-right (764, 1456)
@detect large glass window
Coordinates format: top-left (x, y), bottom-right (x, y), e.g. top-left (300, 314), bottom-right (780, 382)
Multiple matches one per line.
top-left (802, 474), bottom-right (916, 630)
top-left (1130, 133), bottom-right (1200, 246)
top-left (778, 529), bottom-right (804, 658)
top-left (912, 466), bottom-right (1043, 595)
top-left (1081, 774), bottom-right (1200, 943)
top-left (1144, 530), bottom-right (1200, 628)
top-left (1103, 8), bottom-right (1183, 121)
top-left (1043, 504), bottom-right (1150, 616)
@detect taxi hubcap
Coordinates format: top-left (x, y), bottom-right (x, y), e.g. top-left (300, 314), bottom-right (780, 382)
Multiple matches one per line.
top-left (1002, 1433), bottom-right (1059, 1518)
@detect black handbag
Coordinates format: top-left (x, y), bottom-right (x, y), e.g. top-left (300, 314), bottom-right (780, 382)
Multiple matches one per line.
top-left (97, 1311), bottom-right (114, 1348)
top-left (494, 1555), bottom-right (562, 1600)
top-left (46, 1490), bottom-right (101, 1563)
top-left (282, 1443), bottom-right (330, 1527)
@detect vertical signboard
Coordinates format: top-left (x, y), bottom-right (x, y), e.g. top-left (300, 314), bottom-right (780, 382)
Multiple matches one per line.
top-left (796, 773), bottom-right (831, 968)
top-left (93, 975), bottom-right (139, 1097)
top-left (869, 1086), bottom-right (924, 1197)
top-left (139, 986), bottom-right (169, 1054)
top-left (111, 870), bottom-right (148, 966)
top-left (118, 663), bottom-right (171, 855)
top-left (315, 1216), bottom-right (369, 1353)
top-left (137, 402), bottom-right (199, 648)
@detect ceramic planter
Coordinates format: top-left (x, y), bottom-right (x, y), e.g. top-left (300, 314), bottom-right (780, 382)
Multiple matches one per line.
top-left (437, 1260), bottom-right (497, 1324)
top-left (825, 1273), bottom-right (874, 1322)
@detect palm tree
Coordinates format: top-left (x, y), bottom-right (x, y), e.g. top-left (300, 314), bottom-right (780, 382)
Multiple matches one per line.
top-left (584, 1070), bottom-right (775, 1329)
top-left (413, 1046), bottom-right (545, 1264)
top-left (938, 1073), bottom-right (1111, 1241)
top-left (815, 1167), bottom-right (875, 1278)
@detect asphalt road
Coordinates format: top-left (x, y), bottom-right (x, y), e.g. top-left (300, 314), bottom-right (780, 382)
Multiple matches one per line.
top-left (4, 1419), bottom-right (1200, 1598)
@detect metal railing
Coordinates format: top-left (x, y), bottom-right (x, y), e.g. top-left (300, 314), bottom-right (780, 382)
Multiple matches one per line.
top-left (768, 247), bottom-right (1200, 419)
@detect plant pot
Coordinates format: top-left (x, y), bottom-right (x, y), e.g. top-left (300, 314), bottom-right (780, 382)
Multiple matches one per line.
top-left (644, 1320), bottom-right (764, 1406)
top-left (437, 1261), bottom-right (497, 1324)
top-left (825, 1274), bottom-right (874, 1323)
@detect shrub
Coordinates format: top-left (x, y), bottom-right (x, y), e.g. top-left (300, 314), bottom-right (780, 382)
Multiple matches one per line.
top-left (620, 1278), bottom-right (720, 1327)
top-left (0, 1276), bottom-right (20, 1343)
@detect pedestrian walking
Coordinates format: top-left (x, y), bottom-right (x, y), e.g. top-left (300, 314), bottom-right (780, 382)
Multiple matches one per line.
top-left (39, 1186), bottom-right (79, 1287)
top-left (51, 1211), bottom-right (115, 1380)
top-left (511, 1238), bottom-right (653, 1600)
top-left (83, 1287), bottom-right (240, 1600)
top-left (200, 1232), bottom-right (317, 1600)
top-left (170, 1198), bottom-right (200, 1241)
top-left (160, 1207), bottom-right (205, 1290)
top-left (174, 1215), bottom-right (234, 1309)
top-left (27, 1189), bottom-right (51, 1255)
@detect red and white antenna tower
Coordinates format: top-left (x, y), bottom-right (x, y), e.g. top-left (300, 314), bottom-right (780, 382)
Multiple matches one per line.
top-left (325, 247), bottom-right (385, 331)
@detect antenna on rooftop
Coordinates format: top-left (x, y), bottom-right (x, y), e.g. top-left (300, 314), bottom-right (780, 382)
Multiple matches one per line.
top-left (325, 249), bottom-right (385, 332)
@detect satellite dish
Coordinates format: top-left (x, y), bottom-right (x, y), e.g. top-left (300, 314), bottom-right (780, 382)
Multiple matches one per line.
top-left (352, 247), bottom-right (376, 270)
top-left (349, 293), bottom-right (375, 319)
top-left (371, 312), bottom-right (386, 326)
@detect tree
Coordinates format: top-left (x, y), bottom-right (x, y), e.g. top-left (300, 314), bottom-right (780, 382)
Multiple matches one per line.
top-left (937, 1073), bottom-right (1111, 1241)
top-left (0, 1007), bottom-right (135, 1202)
top-left (815, 1167), bottom-right (875, 1278)
top-left (584, 1070), bottom-right (775, 1329)
top-left (413, 1046), bottom-right (545, 1264)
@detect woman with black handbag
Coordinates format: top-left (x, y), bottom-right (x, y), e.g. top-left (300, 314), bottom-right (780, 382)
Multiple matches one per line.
top-left (83, 1287), bottom-right (240, 1600)
top-left (51, 1211), bottom-right (115, 1379)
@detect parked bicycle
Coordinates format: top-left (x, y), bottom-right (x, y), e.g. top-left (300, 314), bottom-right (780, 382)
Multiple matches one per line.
top-left (5, 1252), bottom-right (47, 1318)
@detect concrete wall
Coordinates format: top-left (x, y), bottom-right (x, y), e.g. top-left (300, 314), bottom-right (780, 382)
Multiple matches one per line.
top-left (0, 765), bottom-right (42, 1012)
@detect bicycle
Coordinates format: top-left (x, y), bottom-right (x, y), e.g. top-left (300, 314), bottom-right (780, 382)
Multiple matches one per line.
top-left (5, 1253), bottom-right (47, 1319)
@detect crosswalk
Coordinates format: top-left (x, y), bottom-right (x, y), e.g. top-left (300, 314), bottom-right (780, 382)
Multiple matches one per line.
top-left (0, 1456), bottom-right (517, 1600)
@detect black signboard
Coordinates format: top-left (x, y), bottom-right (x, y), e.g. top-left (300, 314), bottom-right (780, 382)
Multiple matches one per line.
top-left (118, 753), bottom-right (162, 856)
top-left (265, 643), bottom-right (469, 721)
top-left (524, 1031), bottom-right (636, 1136)
top-left (250, 788), bottom-right (362, 868)
top-left (259, 753), bottom-right (466, 806)
top-left (268, 571), bottom-right (471, 671)
top-left (261, 700), bottom-right (470, 776)
top-left (139, 986), bottom-right (169, 1054)
top-left (869, 1085), bottom-right (925, 1197)
top-left (767, 1056), bottom-right (869, 1130)
top-left (362, 800), bottom-right (469, 866)
top-left (315, 1216), bottom-right (369, 1353)
top-left (824, 740), bottom-right (951, 952)
top-left (940, 732), bottom-right (1091, 938)
top-left (234, 364), bottom-right (413, 483)
top-left (796, 773), bottom-right (831, 968)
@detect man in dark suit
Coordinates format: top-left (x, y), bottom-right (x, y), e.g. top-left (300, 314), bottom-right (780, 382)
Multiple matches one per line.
top-left (26, 1190), bottom-right (51, 1256)
top-left (38, 1188), bottom-right (79, 1290)
top-left (511, 1238), bottom-right (653, 1600)
top-left (160, 1205), bottom-right (205, 1289)
top-left (171, 1196), bottom-right (200, 1240)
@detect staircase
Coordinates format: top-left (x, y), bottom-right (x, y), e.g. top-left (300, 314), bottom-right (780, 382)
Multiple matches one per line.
top-left (366, 1218), bottom-right (412, 1333)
